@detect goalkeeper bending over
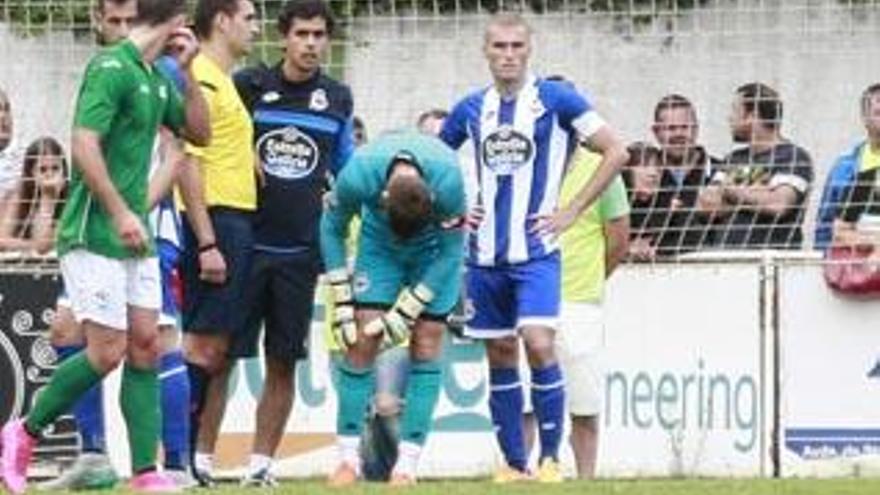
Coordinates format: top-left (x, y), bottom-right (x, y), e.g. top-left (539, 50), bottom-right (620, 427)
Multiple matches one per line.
top-left (320, 130), bottom-right (466, 487)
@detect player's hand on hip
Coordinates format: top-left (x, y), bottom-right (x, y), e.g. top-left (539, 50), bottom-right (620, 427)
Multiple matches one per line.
top-left (113, 209), bottom-right (149, 253)
top-left (327, 269), bottom-right (358, 350)
top-left (167, 27), bottom-right (199, 68)
top-left (198, 247), bottom-right (227, 284)
top-left (528, 207), bottom-right (578, 239)
top-left (464, 205), bottom-right (485, 232)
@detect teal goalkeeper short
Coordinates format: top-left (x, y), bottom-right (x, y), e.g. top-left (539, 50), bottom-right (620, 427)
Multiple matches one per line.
top-left (352, 235), bottom-right (459, 318)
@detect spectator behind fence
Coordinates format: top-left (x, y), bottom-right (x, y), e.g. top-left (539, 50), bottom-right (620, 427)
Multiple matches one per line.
top-left (621, 142), bottom-right (669, 261)
top-left (0, 136), bottom-right (67, 253)
top-left (652, 94), bottom-right (719, 255)
top-left (698, 82), bottom-right (813, 250)
top-left (815, 84), bottom-right (880, 251)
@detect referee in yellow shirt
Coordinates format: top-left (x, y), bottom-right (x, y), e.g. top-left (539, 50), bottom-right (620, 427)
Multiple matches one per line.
top-left (175, 0), bottom-right (260, 486)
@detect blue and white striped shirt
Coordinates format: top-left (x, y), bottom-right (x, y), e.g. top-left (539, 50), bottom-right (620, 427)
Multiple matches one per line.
top-left (441, 75), bottom-right (605, 266)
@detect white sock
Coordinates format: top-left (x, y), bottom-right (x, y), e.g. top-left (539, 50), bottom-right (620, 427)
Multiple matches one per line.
top-left (337, 436), bottom-right (361, 471)
top-left (248, 454), bottom-right (273, 474)
top-left (393, 441), bottom-right (422, 478)
top-left (194, 453), bottom-right (213, 474)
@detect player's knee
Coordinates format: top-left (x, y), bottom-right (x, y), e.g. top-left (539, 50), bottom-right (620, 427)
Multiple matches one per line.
top-left (374, 392), bottom-right (401, 417)
top-left (409, 337), bottom-right (442, 362)
top-left (158, 326), bottom-right (180, 354)
top-left (408, 320), bottom-right (444, 361)
top-left (184, 337), bottom-right (229, 374)
top-left (87, 339), bottom-right (127, 372)
top-left (265, 356), bottom-right (295, 385)
top-left (129, 330), bottom-right (161, 365)
top-left (485, 336), bottom-right (518, 367)
top-left (523, 332), bottom-right (556, 366)
top-left (49, 310), bottom-right (82, 347)
top-left (345, 348), bottom-right (375, 369)
top-left (49, 328), bottom-right (82, 348)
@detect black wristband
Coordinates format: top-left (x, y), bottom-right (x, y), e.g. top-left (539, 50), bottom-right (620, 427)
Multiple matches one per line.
top-left (198, 243), bottom-right (217, 254)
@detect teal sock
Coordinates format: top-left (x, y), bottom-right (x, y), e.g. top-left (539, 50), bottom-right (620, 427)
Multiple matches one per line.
top-left (399, 359), bottom-right (443, 446)
top-left (26, 352), bottom-right (103, 434)
top-left (336, 359), bottom-right (375, 437)
top-left (120, 364), bottom-right (160, 473)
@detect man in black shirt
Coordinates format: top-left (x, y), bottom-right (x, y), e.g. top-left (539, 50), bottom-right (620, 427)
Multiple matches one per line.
top-left (651, 94), bottom-right (719, 255)
top-left (698, 83), bottom-right (813, 249)
top-left (230, 0), bottom-right (355, 485)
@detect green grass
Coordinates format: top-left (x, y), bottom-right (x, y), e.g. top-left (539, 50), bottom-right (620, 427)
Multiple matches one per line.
top-left (106, 478), bottom-right (880, 494)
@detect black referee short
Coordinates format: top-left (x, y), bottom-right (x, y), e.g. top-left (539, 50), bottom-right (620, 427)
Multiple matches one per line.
top-left (180, 207), bottom-right (254, 336)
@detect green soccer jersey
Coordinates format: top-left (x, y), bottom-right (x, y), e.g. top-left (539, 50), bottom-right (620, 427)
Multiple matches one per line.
top-left (57, 40), bottom-right (185, 259)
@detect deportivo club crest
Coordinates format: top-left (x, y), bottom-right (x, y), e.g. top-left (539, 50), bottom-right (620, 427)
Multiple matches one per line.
top-left (353, 273), bottom-right (370, 294)
top-left (257, 126), bottom-right (319, 180)
top-left (309, 89), bottom-right (329, 111)
top-left (481, 125), bottom-right (535, 176)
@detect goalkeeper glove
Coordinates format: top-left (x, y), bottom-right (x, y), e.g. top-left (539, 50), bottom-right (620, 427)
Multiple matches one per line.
top-left (364, 284), bottom-right (434, 347)
top-left (327, 269), bottom-right (357, 350)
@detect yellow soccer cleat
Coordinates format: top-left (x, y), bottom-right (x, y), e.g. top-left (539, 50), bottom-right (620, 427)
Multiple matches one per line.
top-left (492, 465), bottom-right (534, 484)
top-left (536, 458), bottom-right (564, 483)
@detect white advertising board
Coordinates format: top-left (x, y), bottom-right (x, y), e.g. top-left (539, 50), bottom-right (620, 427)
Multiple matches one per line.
top-left (778, 263), bottom-right (880, 477)
top-left (600, 264), bottom-right (767, 477)
top-left (105, 263), bottom-right (768, 478)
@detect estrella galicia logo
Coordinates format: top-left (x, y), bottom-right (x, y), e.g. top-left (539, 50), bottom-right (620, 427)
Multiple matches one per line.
top-left (481, 125), bottom-right (534, 175)
top-left (257, 126), bottom-right (319, 180)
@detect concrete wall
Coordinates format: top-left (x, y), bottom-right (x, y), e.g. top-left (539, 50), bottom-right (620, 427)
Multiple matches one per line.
top-left (0, 25), bottom-right (91, 151)
top-left (346, 1), bottom-right (880, 226)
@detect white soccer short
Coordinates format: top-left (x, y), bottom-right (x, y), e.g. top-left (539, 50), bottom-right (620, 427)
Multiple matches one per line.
top-left (56, 287), bottom-right (174, 327)
top-left (522, 302), bottom-right (605, 417)
top-left (60, 250), bottom-right (161, 331)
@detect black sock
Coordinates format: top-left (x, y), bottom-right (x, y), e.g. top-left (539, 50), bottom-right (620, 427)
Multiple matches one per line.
top-left (185, 362), bottom-right (211, 468)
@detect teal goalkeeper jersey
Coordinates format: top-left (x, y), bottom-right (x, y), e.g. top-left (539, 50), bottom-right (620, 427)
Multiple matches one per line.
top-left (320, 130), bottom-right (466, 296)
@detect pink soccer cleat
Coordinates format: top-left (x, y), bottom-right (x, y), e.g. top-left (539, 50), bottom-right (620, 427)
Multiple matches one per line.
top-left (1, 419), bottom-right (37, 495)
top-left (128, 471), bottom-right (181, 493)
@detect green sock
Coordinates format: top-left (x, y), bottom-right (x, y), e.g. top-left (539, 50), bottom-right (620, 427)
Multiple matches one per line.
top-left (26, 352), bottom-right (103, 434)
top-left (336, 359), bottom-right (375, 437)
top-left (400, 359), bottom-right (443, 446)
top-left (120, 364), bottom-right (160, 473)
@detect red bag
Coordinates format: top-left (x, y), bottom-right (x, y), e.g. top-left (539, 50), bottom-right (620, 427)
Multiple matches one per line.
top-left (824, 244), bottom-right (880, 296)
